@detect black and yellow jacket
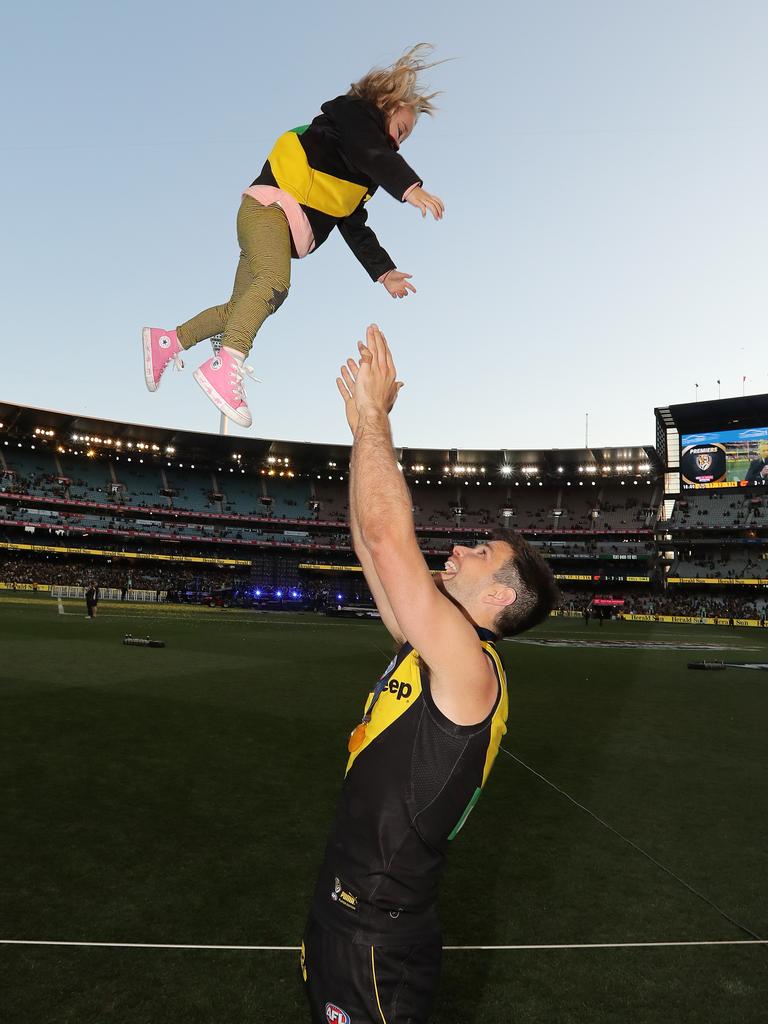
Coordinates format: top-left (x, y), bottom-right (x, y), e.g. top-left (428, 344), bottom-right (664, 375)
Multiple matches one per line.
top-left (251, 95), bottom-right (423, 281)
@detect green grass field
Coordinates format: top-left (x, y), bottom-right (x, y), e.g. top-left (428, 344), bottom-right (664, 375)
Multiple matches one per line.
top-left (1, 596), bottom-right (766, 1023)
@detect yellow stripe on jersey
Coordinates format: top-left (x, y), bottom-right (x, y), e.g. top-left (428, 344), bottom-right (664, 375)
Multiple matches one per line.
top-left (345, 648), bottom-right (422, 776)
top-left (480, 641), bottom-right (508, 787)
top-left (345, 642), bottom-right (508, 783)
top-left (267, 131), bottom-right (368, 219)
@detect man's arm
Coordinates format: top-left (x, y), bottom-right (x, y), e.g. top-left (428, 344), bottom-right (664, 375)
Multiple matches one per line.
top-left (349, 328), bottom-right (497, 725)
top-left (349, 495), bottom-right (405, 645)
top-left (337, 355), bottom-right (404, 644)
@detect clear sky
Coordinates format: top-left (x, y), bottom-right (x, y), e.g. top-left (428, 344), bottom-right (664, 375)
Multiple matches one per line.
top-left (2, 1), bottom-right (767, 451)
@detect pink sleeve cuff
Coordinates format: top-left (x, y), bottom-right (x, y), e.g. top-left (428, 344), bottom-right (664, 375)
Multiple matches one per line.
top-left (401, 182), bottom-right (421, 202)
top-left (378, 270), bottom-right (393, 284)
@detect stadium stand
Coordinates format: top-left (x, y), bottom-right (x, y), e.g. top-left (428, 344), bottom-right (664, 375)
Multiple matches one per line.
top-left (2, 398), bottom-right (767, 623)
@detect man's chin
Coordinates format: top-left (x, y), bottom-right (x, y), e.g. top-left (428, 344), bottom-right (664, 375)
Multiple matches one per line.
top-left (435, 573), bottom-right (456, 595)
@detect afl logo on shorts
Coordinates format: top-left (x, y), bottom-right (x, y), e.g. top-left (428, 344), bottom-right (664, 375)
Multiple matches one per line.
top-left (325, 1004), bottom-right (350, 1024)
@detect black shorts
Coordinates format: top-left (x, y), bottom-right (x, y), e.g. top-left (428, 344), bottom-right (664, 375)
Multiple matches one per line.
top-left (301, 914), bottom-right (441, 1024)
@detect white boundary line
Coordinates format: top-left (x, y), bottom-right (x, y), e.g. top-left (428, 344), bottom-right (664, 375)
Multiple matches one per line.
top-left (0, 939), bottom-right (766, 952)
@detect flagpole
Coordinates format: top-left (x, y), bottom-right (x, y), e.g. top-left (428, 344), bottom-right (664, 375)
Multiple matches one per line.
top-left (211, 334), bottom-right (228, 436)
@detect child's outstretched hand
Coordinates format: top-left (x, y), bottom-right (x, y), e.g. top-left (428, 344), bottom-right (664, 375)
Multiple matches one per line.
top-left (381, 270), bottom-right (417, 299)
top-left (406, 187), bottom-right (445, 220)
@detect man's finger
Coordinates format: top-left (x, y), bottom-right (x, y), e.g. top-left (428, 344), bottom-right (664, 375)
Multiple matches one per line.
top-left (341, 364), bottom-right (356, 390)
top-left (336, 377), bottom-right (350, 401)
top-left (374, 325), bottom-right (395, 377)
top-left (370, 324), bottom-right (389, 373)
top-left (366, 324), bottom-right (381, 362)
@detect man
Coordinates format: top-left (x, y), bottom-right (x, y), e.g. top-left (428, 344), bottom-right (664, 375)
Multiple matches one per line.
top-left (85, 582), bottom-right (99, 619)
top-left (300, 326), bottom-right (559, 1023)
top-left (744, 452), bottom-right (768, 485)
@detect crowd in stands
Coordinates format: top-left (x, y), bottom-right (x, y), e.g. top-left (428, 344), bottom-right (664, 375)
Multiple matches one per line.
top-left (671, 553), bottom-right (768, 580)
top-left (3, 447), bottom-right (767, 624)
top-left (3, 451), bottom-right (657, 533)
top-left (0, 555), bottom-right (242, 595)
top-left (622, 592), bottom-right (767, 619)
top-left (557, 587), bottom-right (767, 620)
top-left (669, 493), bottom-right (765, 530)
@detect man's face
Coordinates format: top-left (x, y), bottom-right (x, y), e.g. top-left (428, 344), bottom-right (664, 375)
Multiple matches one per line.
top-left (387, 105), bottom-right (416, 146)
top-left (439, 540), bottom-right (516, 608)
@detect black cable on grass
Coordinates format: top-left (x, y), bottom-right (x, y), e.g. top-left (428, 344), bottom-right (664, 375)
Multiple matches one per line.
top-left (500, 745), bottom-right (764, 943)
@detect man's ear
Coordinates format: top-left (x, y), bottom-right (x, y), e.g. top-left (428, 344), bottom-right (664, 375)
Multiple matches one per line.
top-left (484, 585), bottom-right (516, 610)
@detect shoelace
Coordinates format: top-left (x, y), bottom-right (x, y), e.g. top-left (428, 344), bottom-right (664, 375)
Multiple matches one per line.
top-left (229, 361), bottom-right (262, 402)
top-left (171, 352), bottom-right (184, 372)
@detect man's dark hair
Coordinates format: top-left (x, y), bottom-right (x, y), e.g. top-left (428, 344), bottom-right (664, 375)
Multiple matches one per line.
top-left (490, 529), bottom-right (560, 637)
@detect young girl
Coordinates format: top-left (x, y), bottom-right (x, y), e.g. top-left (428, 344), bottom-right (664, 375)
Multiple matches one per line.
top-left (142, 44), bottom-right (445, 428)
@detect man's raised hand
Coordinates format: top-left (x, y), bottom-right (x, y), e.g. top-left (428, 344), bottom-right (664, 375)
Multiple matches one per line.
top-left (353, 325), bottom-right (403, 418)
top-left (336, 356), bottom-right (362, 435)
top-left (337, 328), bottom-right (403, 434)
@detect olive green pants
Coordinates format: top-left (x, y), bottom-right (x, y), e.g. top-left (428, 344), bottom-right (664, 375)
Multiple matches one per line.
top-left (177, 196), bottom-right (292, 357)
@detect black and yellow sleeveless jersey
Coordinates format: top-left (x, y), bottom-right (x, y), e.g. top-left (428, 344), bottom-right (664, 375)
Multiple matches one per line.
top-left (311, 627), bottom-right (508, 945)
top-left (251, 95), bottom-right (423, 281)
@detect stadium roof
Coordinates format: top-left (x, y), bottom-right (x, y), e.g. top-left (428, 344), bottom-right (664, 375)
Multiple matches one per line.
top-left (0, 401), bottom-right (660, 479)
top-left (657, 393), bottom-right (768, 434)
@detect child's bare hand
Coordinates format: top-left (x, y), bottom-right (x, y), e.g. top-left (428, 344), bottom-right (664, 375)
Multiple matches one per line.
top-left (382, 270), bottom-right (417, 299)
top-left (405, 187), bottom-right (444, 220)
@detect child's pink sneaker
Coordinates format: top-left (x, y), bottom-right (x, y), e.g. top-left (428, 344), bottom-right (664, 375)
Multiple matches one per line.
top-left (193, 349), bottom-right (258, 428)
top-left (142, 327), bottom-right (184, 392)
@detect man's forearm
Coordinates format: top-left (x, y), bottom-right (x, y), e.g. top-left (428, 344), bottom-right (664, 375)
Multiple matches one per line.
top-left (352, 408), bottom-right (414, 548)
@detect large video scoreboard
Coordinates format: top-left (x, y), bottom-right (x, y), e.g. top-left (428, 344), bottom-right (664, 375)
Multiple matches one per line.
top-left (681, 425), bottom-right (768, 490)
top-left (655, 395), bottom-right (768, 497)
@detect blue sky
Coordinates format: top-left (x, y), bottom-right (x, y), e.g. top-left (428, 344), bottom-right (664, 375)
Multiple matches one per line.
top-left (2, 1), bottom-right (767, 450)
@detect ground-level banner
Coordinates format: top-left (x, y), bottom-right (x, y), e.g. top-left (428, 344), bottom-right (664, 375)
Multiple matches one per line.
top-left (0, 582), bottom-right (51, 592)
top-left (298, 562), bottom-right (362, 572)
top-left (621, 613), bottom-right (766, 627)
top-left (668, 577), bottom-right (768, 586)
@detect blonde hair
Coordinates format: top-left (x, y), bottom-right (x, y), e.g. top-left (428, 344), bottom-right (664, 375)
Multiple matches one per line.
top-left (348, 44), bottom-right (443, 120)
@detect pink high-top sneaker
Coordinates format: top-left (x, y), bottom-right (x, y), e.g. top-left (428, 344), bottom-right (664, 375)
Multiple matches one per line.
top-left (142, 327), bottom-right (184, 392)
top-left (193, 348), bottom-right (258, 427)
